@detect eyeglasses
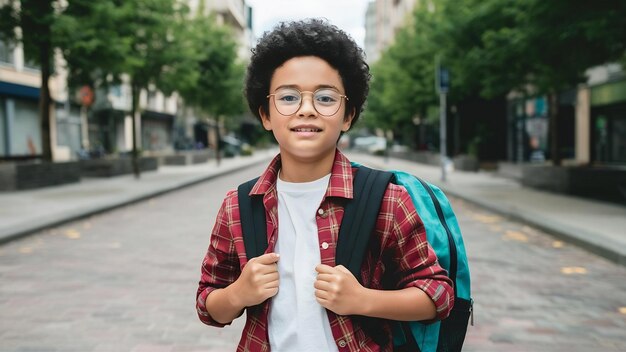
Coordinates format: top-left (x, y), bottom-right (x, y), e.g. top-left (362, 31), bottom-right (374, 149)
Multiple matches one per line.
top-left (267, 87), bottom-right (349, 117)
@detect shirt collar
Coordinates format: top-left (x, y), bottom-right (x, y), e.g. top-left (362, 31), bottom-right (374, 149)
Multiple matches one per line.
top-left (249, 149), bottom-right (354, 200)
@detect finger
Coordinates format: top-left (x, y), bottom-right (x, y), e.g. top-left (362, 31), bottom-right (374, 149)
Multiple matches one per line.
top-left (335, 265), bottom-right (355, 277)
top-left (314, 289), bottom-right (329, 300)
top-left (264, 280), bottom-right (280, 289)
top-left (315, 273), bottom-right (335, 283)
top-left (255, 252), bottom-right (280, 265)
top-left (254, 272), bottom-right (279, 287)
top-left (313, 279), bottom-right (332, 291)
top-left (249, 262), bottom-right (278, 275)
top-left (315, 264), bottom-right (334, 273)
top-left (335, 265), bottom-right (353, 276)
top-left (263, 272), bottom-right (279, 283)
top-left (266, 287), bottom-right (279, 298)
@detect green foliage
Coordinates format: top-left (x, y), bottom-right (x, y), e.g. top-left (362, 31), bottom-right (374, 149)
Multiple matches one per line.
top-left (0, 0), bottom-right (55, 65)
top-left (441, 0), bottom-right (626, 98)
top-left (54, 0), bottom-right (132, 88)
top-left (178, 14), bottom-right (245, 119)
top-left (366, 0), bottom-right (626, 159)
top-left (367, 2), bottom-right (442, 131)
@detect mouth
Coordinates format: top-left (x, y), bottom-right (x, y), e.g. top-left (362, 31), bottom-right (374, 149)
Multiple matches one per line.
top-left (291, 127), bottom-right (323, 132)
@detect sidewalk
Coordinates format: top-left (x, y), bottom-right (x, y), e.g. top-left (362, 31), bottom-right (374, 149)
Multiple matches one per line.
top-left (345, 152), bottom-right (626, 266)
top-left (2, 149), bottom-right (625, 266)
top-left (0, 149), bottom-right (277, 244)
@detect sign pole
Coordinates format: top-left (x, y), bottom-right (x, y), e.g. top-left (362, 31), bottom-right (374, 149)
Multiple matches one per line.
top-left (436, 63), bottom-right (450, 182)
top-left (440, 91), bottom-right (447, 182)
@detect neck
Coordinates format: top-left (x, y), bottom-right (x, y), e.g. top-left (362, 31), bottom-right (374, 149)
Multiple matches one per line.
top-left (278, 149), bottom-right (336, 183)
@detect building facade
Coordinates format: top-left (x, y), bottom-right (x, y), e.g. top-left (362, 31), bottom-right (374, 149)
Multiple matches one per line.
top-left (506, 63), bottom-right (625, 166)
top-left (0, 38), bottom-right (81, 161)
top-left (1, 0), bottom-right (254, 161)
top-left (364, 0), bottom-right (419, 64)
top-left (181, 0), bottom-right (254, 151)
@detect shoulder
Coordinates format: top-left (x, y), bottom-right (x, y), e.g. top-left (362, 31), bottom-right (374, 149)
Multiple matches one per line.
top-left (382, 182), bottom-right (413, 210)
top-left (223, 188), bottom-right (239, 206)
top-left (379, 181), bottom-right (421, 233)
top-left (215, 189), bottom-right (240, 224)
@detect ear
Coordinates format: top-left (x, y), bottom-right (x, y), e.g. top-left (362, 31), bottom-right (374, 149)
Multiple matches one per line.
top-left (259, 106), bottom-right (272, 131)
top-left (342, 107), bottom-right (356, 132)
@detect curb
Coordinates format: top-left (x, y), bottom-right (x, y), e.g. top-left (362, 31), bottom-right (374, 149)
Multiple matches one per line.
top-left (438, 187), bottom-right (626, 267)
top-left (349, 153), bottom-right (626, 267)
top-left (0, 158), bottom-right (269, 245)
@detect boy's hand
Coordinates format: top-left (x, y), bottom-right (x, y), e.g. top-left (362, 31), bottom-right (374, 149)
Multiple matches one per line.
top-left (314, 264), bottom-right (365, 315)
top-left (232, 253), bottom-right (280, 307)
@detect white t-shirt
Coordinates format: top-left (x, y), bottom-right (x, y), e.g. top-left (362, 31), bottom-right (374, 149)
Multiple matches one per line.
top-left (269, 172), bottom-right (339, 352)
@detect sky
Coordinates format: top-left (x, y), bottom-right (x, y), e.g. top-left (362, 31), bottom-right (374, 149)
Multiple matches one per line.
top-left (245, 0), bottom-right (371, 48)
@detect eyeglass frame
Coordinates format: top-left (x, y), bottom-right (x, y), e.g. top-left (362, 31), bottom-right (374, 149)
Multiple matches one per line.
top-left (266, 87), bottom-right (349, 117)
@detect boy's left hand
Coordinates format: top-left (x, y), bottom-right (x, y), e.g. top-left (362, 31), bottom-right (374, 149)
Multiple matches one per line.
top-left (314, 264), bottom-right (365, 315)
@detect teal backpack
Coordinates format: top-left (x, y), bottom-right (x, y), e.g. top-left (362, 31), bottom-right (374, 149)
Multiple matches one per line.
top-left (238, 164), bottom-right (472, 352)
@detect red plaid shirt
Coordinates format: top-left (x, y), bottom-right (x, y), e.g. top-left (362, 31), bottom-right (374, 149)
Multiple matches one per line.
top-left (196, 150), bottom-right (453, 352)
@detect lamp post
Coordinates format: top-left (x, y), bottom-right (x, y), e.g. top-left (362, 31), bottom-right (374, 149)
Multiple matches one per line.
top-left (436, 63), bottom-right (450, 182)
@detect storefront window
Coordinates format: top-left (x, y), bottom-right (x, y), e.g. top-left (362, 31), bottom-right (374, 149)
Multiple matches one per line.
top-left (593, 109), bottom-right (626, 164)
top-left (0, 98), bottom-right (6, 155)
top-left (0, 40), bottom-right (14, 64)
top-left (610, 117), bottom-right (626, 162)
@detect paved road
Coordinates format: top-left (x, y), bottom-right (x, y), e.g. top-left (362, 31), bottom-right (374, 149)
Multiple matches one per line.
top-left (0, 164), bottom-right (261, 352)
top-left (457, 197), bottom-right (626, 351)
top-left (1, 162), bottom-right (625, 351)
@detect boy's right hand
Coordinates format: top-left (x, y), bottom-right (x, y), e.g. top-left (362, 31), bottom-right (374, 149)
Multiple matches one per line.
top-left (232, 253), bottom-right (280, 307)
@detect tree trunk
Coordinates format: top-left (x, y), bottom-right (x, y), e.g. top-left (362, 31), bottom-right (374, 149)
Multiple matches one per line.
top-left (39, 41), bottom-right (52, 161)
top-left (215, 116), bottom-right (222, 166)
top-left (549, 92), bottom-right (561, 166)
top-left (131, 82), bottom-right (141, 179)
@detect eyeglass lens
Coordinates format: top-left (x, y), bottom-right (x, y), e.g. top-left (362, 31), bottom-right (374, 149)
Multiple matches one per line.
top-left (272, 88), bottom-right (345, 116)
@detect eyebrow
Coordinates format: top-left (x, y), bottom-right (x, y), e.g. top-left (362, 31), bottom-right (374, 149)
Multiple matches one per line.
top-left (274, 84), bottom-right (340, 91)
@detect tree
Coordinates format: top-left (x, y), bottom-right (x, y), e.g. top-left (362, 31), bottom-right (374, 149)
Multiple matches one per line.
top-left (54, 0), bottom-right (133, 90)
top-left (177, 14), bottom-right (245, 163)
top-left (442, 0), bottom-right (626, 165)
top-left (367, 1), bottom-right (444, 147)
top-left (119, 0), bottom-right (198, 177)
top-left (1, 0), bottom-right (55, 161)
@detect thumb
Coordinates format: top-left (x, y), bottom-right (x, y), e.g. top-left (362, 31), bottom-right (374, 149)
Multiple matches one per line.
top-left (335, 265), bottom-right (353, 276)
top-left (254, 252), bottom-right (280, 265)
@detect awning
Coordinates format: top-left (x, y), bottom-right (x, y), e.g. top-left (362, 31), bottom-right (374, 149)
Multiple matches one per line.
top-left (0, 81), bottom-right (40, 100)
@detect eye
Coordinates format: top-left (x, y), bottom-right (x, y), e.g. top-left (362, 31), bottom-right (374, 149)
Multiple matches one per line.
top-left (275, 90), bottom-right (301, 105)
top-left (315, 90), bottom-right (340, 105)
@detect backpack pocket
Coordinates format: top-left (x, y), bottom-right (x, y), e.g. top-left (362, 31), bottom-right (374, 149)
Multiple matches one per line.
top-left (436, 297), bottom-right (472, 352)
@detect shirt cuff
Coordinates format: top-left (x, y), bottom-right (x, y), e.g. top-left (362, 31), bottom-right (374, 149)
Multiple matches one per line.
top-left (196, 287), bottom-right (230, 327)
top-left (409, 279), bottom-right (454, 321)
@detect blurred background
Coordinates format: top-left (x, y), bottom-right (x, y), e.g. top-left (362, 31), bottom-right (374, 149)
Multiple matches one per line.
top-left (0, 0), bottom-right (625, 351)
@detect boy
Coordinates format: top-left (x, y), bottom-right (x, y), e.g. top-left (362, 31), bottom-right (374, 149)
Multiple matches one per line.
top-left (196, 19), bottom-right (453, 352)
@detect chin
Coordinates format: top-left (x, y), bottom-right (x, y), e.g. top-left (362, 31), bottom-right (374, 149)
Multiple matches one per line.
top-left (281, 144), bottom-right (336, 161)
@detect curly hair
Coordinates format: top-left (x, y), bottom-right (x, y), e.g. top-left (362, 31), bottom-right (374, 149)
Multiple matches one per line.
top-left (244, 19), bottom-right (370, 128)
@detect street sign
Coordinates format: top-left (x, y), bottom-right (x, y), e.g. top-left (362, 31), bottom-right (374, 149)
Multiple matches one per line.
top-left (437, 67), bottom-right (450, 93)
top-left (78, 85), bottom-right (94, 107)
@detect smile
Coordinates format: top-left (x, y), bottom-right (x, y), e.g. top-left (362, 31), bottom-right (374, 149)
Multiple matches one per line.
top-left (291, 128), bottom-right (322, 132)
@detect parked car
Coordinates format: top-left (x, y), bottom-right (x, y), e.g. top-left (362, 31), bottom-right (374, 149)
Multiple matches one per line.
top-left (221, 135), bottom-right (243, 157)
top-left (353, 136), bottom-right (387, 153)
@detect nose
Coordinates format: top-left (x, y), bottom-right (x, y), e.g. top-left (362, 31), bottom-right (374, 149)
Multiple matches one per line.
top-left (298, 92), bottom-right (317, 117)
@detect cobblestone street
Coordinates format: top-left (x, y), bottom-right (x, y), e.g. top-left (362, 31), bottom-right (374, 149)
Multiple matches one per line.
top-left (1, 163), bottom-right (625, 351)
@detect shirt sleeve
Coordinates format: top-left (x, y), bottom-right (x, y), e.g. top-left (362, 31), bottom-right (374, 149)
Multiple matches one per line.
top-left (196, 190), bottom-right (242, 327)
top-left (388, 185), bottom-right (454, 321)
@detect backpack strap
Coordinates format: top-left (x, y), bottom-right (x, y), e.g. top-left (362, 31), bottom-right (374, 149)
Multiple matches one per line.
top-left (237, 177), bottom-right (267, 260)
top-left (415, 177), bottom-right (458, 296)
top-left (336, 165), bottom-right (394, 280)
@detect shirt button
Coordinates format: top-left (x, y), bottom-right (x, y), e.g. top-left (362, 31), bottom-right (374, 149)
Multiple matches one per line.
top-left (321, 242), bottom-right (329, 250)
top-left (338, 340), bottom-right (347, 348)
